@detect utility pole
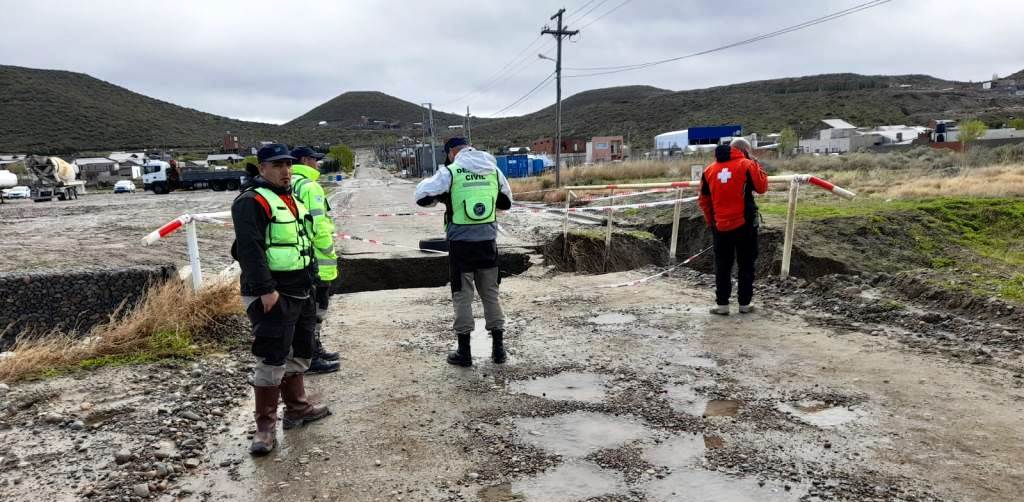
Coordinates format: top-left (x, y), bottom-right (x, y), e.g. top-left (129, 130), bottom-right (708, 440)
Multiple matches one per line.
top-left (542, 8), bottom-right (578, 187)
top-left (422, 102), bottom-right (437, 173)
top-left (466, 106), bottom-right (472, 144)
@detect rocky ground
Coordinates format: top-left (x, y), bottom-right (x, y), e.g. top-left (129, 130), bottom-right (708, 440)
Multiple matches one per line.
top-left (1, 156), bottom-right (1022, 501)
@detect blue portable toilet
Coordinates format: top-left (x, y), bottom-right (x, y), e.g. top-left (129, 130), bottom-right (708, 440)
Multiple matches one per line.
top-left (496, 155), bottom-right (509, 177)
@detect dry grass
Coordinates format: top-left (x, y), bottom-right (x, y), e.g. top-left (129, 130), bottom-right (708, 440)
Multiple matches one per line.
top-left (798, 164), bottom-right (1024, 198)
top-left (511, 160), bottom-right (699, 202)
top-left (0, 279), bottom-right (242, 383)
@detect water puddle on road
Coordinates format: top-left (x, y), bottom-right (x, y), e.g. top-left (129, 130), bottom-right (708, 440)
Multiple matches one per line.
top-left (664, 384), bottom-right (707, 416)
top-left (480, 461), bottom-right (628, 502)
top-left (775, 400), bottom-right (865, 428)
top-left (513, 411), bottom-right (652, 457)
top-left (641, 433), bottom-right (706, 469)
top-left (587, 313), bottom-right (638, 325)
top-left (704, 399), bottom-right (743, 417)
top-left (644, 468), bottom-right (807, 502)
top-left (510, 372), bottom-right (608, 403)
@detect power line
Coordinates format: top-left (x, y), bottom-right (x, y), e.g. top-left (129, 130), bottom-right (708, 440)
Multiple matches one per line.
top-left (570, 0), bottom-right (611, 27)
top-left (440, 0), bottom-right (598, 108)
top-left (577, 0), bottom-right (634, 31)
top-left (487, 72), bottom-right (557, 117)
top-left (564, 0), bottom-right (891, 77)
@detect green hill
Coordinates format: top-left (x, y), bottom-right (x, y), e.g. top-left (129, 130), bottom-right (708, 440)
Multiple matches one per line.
top-left (286, 90), bottom-right (471, 129)
top-left (2, 64), bottom-right (1022, 154)
top-left (0, 65), bottom-right (283, 153)
top-left (471, 72), bottom-right (1024, 150)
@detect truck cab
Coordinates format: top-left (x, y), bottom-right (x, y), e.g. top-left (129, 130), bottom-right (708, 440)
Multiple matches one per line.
top-left (143, 161), bottom-right (172, 193)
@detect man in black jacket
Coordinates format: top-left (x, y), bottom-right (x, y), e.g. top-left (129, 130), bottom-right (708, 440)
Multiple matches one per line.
top-left (231, 143), bottom-right (331, 455)
top-left (414, 137), bottom-right (513, 367)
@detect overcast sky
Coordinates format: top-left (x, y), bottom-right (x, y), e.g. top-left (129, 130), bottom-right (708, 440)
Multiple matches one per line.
top-left (1, 0), bottom-right (1021, 124)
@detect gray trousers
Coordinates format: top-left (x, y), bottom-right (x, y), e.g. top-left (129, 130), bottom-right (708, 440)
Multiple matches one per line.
top-left (452, 267), bottom-right (505, 334)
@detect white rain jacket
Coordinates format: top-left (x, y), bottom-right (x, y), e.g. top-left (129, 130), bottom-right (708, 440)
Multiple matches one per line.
top-left (415, 147), bottom-right (513, 241)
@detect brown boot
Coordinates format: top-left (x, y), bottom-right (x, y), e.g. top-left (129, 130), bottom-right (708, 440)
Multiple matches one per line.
top-left (250, 385), bottom-right (279, 455)
top-left (280, 373), bottom-right (331, 430)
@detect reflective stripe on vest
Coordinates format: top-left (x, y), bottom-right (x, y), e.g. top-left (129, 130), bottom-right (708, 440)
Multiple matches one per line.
top-left (291, 174), bottom-right (338, 282)
top-left (254, 187), bottom-right (314, 272)
top-left (447, 164), bottom-right (499, 225)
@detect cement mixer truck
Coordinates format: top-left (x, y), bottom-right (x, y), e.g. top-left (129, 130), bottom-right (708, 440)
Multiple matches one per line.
top-left (25, 156), bottom-right (85, 202)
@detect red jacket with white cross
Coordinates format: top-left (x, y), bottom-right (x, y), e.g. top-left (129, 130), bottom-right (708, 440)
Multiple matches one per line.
top-left (698, 145), bottom-right (768, 232)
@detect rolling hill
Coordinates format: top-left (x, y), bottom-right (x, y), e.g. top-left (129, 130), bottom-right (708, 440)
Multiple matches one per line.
top-left (470, 73), bottom-right (1024, 149)
top-left (2, 64), bottom-right (1021, 154)
top-left (286, 91), bottom-right (470, 129)
top-left (0, 65), bottom-right (283, 153)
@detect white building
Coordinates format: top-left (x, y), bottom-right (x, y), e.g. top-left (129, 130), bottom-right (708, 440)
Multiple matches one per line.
top-left (654, 130), bottom-right (689, 151)
top-left (798, 119), bottom-right (865, 153)
top-left (206, 154), bottom-right (244, 165)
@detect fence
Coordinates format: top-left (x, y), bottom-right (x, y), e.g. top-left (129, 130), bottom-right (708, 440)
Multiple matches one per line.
top-left (560, 175), bottom-right (856, 277)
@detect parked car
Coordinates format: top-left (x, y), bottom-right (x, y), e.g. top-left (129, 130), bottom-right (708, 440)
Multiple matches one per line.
top-left (113, 180), bottom-right (137, 193)
top-left (1, 186), bottom-right (31, 199)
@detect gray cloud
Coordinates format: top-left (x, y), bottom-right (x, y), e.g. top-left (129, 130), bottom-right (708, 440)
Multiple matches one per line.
top-left (1, 0), bottom-right (1021, 124)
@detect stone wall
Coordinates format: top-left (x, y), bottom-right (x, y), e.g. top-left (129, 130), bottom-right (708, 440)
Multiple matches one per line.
top-left (0, 265), bottom-right (176, 348)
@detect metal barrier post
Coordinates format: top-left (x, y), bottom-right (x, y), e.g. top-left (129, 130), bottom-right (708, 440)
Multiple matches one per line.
top-left (780, 179), bottom-right (800, 278)
top-left (604, 188), bottom-right (615, 272)
top-left (185, 220), bottom-right (203, 291)
top-left (562, 190), bottom-right (573, 259)
top-left (669, 187), bottom-right (684, 262)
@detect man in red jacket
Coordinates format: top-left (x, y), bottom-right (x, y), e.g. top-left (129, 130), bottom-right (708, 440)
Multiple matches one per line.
top-left (698, 138), bottom-right (768, 315)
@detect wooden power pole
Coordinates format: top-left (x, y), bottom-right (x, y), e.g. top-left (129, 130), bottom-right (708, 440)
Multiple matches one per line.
top-left (542, 8), bottom-right (578, 187)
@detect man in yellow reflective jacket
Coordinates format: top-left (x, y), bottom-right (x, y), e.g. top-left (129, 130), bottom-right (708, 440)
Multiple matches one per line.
top-left (290, 146), bottom-right (341, 375)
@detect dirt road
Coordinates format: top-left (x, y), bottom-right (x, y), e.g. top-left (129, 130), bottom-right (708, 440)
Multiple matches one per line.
top-left (1, 157), bottom-right (1022, 501)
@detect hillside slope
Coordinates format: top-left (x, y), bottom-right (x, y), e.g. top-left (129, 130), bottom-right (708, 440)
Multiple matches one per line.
top-left (286, 91), bottom-right (470, 129)
top-left (472, 73), bottom-right (1024, 149)
top-left (0, 65), bottom-right (281, 153)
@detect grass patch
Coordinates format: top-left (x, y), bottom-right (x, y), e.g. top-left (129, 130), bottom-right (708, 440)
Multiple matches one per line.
top-left (0, 280), bottom-right (242, 383)
top-left (570, 229), bottom-right (657, 241)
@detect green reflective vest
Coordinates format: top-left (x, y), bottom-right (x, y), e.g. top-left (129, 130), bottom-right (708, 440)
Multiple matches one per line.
top-left (447, 164), bottom-right (499, 225)
top-left (254, 187), bottom-right (314, 272)
top-left (292, 166), bottom-right (338, 282)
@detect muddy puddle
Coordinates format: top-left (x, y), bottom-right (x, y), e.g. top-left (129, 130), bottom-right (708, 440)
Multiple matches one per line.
top-left (513, 411), bottom-right (652, 457)
top-left (587, 313), bottom-right (638, 325)
top-left (641, 433), bottom-right (707, 469)
top-left (510, 372), bottom-right (609, 403)
top-left (480, 461), bottom-right (628, 502)
top-left (644, 468), bottom-right (807, 502)
top-left (704, 399), bottom-right (743, 417)
top-left (775, 400), bottom-right (865, 428)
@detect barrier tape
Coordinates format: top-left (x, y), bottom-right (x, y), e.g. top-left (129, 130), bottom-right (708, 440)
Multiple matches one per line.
top-left (338, 210), bottom-right (445, 218)
top-left (142, 211), bottom-right (231, 245)
top-left (509, 196), bottom-right (698, 214)
top-left (577, 188), bottom-right (676, 202)
top-left (597, 246), bottom-right (713, 289)
top-left (335, 232), bottom-right (448, 255)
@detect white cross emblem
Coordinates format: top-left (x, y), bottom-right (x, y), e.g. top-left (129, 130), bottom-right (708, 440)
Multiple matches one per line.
top-left (718, 168), bottom-right (733, 183)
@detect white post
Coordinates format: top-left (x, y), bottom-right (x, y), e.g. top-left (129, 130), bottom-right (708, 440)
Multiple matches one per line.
top-left (780, 179), bottom-right (800, 278)
top-left (669, 187), bottom-right (684, 262)
top-left (185, 219), bottom-right (203, 291)
top-left (604, 189), bottom-right (615, 272)
top-left (562, 190), bottom-right (572, 259)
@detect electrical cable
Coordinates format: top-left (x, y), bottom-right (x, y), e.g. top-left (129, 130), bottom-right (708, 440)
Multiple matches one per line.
top-left (563, 0), bottom-right (891, 77)
top-left (487, 72), bottom-right (556, 117)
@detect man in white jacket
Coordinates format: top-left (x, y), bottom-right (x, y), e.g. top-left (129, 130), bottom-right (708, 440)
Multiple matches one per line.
top-left (415, 137), bottom-right (513, 366)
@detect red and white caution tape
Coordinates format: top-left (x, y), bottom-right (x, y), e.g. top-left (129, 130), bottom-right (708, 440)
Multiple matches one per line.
top-left (338, 210), bottom-right (445, 218)
top-left (597, 245), bottom-right (713, 289)
top-left (142, 211), bottom-right (231, 245)
top-left (510, 196), bottom-right (698, 214)
top-left (577, 188), bottom-right (676, 202)
top-left (336, 233), bottom-right (448, 255)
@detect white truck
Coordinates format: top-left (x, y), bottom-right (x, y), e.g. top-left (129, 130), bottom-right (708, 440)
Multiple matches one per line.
top-left (143, 160), bottom-right (246, 194)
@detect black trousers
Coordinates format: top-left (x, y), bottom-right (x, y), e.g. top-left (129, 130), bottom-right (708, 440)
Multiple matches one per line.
top-left (246, 294), bottom-right (317, 365)
top-left (712, 225), bottom-right (759, 306)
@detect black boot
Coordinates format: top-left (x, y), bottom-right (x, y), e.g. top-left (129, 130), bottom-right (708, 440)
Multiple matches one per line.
top-left (305, 357), bottom-right (340, 375)
top-left (447, 333), bottom-right (472, 367)
top-left (314, 330), bottom-right (341, 362)
top-left (491, 330), bottom-right (507, 364)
